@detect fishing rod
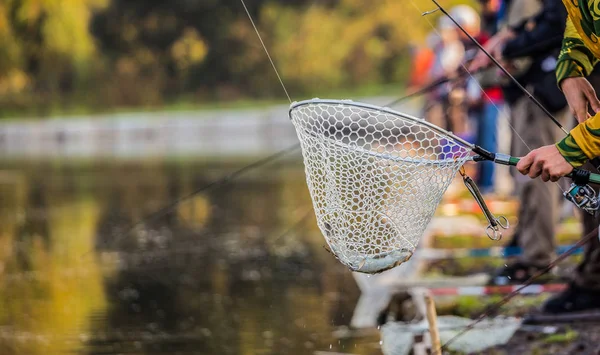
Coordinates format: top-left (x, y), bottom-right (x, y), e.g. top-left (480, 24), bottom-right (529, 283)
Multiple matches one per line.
top-left (388, 35), bottom-right (566, 107)
top-left (81, 143), bottom-right (301, 258)
top-left (429, 0), bottom-right (600, 169)
top-left (387, 74), bottom-right (461, 107)
top-left (79, 0), bottom-right (304, 258)
top-left (387, 48), bottom-right (486, 107)
top-left (430, 0), bottom-right (568, 133)
top-left (420, 1), bottom-right (600, 351)
top-left (428, 0), bottom-right (600, 217)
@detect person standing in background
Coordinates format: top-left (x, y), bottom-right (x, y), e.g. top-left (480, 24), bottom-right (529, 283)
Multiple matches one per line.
top-left (463, 1), bottom-right (506, 194)
top-left (470, 0), bottom-right (570, 285)
top-left (424, 16), bottom-right (468, 134)
top-left (515, 0), bottom-right (600, 313)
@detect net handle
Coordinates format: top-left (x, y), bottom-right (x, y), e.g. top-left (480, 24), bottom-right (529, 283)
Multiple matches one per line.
top-left (494, 155), bottom-right (600, 186)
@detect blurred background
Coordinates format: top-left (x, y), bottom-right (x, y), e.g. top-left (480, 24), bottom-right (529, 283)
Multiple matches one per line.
top-left (0, 0), bottom-right (570, 354)
top-left (0, 0), bottom-right (475, 116)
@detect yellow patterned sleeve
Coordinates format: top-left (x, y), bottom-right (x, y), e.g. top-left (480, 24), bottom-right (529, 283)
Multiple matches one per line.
top-left (557, 112), bottom-right (600, 167)
top-left (556, 17), bottom-right (599, 87)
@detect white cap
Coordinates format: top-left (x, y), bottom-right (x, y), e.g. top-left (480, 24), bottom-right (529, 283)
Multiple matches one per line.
top-left (449, 5), bottom-right (481, 34)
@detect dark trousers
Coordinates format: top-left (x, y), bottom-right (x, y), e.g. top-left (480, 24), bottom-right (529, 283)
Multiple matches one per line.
top-left (510, 95), bottom-right (567, 267)
top-left (572, 73), bottom-right (600, 290)
top-left (574, 173), bottom-right (600, 289)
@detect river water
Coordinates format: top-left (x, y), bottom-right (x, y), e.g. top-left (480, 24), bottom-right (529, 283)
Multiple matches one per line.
top-left (0, 158), bottom-right (385, 355)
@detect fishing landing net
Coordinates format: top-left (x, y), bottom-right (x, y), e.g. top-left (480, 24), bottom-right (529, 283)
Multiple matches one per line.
top-left (289, 99), bottom-right (472, 274)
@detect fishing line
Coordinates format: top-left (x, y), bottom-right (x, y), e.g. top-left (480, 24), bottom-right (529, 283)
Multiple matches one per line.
top-left (197, 1), bottom-right (573, 275)
top-left (440, 226), bottom-right (599, 351)
top-left (240, 0), bottom-right (292, 104)
top-left (430, 0), bottom-right (568, 134)
top-left (78, 0), bottom-right (304, 260)
top-left (409, 0), bottom-right (535, 156)
top-left (411, 0), bottom-right (598, 351)
top-left (386, 69), bottom-right (473, 107)
top-left (386, 36), bottom-right (564, 107)
top-left (427, 0), bottom-right (600, 172)
top-left (80, 143), bottom-right (300, 259)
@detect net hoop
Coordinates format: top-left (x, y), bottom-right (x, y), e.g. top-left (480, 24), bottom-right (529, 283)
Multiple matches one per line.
top-left (289, 99), bottom-right (472, 273)
top-left (290, 99), bottom-right (476, 157)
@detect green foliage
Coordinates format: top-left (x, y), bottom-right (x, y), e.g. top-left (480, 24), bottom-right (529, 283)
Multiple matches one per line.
top-left (543, 328), bottom-right (579, 344)
top-left (437, 294), bottom-right (552, 319)
top-left (0, 0), bottom-right (477, 117)
top-left (0, 0), bottom-right (108, 114)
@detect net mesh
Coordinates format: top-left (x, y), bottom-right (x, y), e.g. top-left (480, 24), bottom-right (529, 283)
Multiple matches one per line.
top-left (289, 99), bottom-right (471, 273)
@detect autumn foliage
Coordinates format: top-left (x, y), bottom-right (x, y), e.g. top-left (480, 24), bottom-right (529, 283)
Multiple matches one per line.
top-left (0, 0), bottom-right (474, 116)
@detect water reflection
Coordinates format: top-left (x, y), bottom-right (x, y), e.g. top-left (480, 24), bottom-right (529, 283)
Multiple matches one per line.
top-left (0, 173), bottom-right (107, 355)
top-left (0, 161), bottom-right (380, 355)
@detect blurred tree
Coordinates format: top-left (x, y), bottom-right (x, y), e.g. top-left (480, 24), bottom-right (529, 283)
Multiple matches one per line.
top-left (0, 0), bottom-right (108, 112)
top-left (89, 0), bottom-right (314, 103)
top-left (0, 0), bottom-right (476, 115)
top-left (0, 2), bottom-right (26, 96)
top-left (91, 0), bottom-right (477, 103)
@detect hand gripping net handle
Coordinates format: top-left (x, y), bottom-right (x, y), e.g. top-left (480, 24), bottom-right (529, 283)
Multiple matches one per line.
top-left (289, 99), bottom-right (472, 274)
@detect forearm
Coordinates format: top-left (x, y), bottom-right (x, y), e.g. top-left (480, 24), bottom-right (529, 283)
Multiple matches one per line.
top-left (557, 113), bottom-right (600, 167)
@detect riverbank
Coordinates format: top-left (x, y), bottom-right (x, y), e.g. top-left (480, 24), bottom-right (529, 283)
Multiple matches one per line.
top-left (0, 84), bottom-right (408, 121)
top-left (0, 96), bottom-right (421, 161)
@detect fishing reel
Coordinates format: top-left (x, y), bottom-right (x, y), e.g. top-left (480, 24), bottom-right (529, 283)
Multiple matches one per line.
top-left (564, 183), bottom-right (600, 216)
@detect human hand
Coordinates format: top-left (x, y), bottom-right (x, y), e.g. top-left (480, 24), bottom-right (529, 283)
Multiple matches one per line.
top-left (468, 51), bottom-right (491, 72)
top-left (467, 30), bottom-right (514, 72)
top-left (561, 77), bottom-right (600, 123)
top-left (516, 145), bottom-right (574, 182)
top-left (467, 34), bottom-right (501, 72)
top-left (498, 58), bottom-right (518, 76)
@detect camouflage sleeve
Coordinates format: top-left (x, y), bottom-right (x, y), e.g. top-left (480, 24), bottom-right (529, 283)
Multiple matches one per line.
top-left (557, 112), bottom-right (600, 168)
top-left (556, 134), bottom-right (589, 168)
top-left (554, 16), bottom-right (600, 167)
top-left (556, 17), bottom-right (599, 87)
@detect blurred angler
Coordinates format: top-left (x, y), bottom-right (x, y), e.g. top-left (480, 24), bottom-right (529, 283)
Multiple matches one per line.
top-left (449, 4), bottom-right (482, 39)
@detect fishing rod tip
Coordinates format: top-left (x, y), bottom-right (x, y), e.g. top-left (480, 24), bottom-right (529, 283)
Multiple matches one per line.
top-left (422, 8), bottom-right (440, 16)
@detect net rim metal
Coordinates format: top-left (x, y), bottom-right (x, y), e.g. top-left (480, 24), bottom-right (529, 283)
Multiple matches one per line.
top-left (288, 98), bottom-right (474, 166)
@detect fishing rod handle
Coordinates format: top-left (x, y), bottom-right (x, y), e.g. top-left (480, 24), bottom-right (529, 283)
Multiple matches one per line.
top-left (494, 154), bottom-right (600, 185)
